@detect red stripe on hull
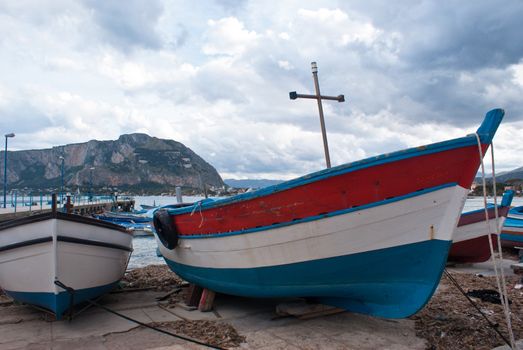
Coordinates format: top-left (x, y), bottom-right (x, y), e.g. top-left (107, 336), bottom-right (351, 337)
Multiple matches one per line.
top-left (449, 234), bottom-right (497, 263)
top-left (457, 206), bottom-right (509, 226)
top-left (176, 144), bottom-right (487, 236)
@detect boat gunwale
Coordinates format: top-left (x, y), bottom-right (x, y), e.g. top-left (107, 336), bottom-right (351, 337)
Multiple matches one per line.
top-left (0, 211), bottom-right (131, 234)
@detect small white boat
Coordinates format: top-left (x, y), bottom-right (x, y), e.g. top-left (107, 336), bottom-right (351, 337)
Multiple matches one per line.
top-left (0, 205), bottom-right (133, 319)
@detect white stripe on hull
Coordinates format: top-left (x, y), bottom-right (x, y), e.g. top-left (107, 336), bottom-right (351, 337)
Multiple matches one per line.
top-left (0, 219), bottom-right (52, 247)
top-left (0, 218), bottom-right (132, 294)
top-left (159, 185), bottom-right (468, 269)
top-left (453, 217), bottom-right (505, 243)
top-left (503, 226), bottom-right (523, 234)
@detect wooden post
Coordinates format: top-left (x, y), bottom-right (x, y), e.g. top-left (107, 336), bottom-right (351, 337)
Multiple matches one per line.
top-left (198, 288), bottom-right (216, 312)
top-left (51, 193), bottom-right (57, 214)
top-left (66, 195), bottom-right (72, 214)
top-left (185, 284), bottom-right (203, 307)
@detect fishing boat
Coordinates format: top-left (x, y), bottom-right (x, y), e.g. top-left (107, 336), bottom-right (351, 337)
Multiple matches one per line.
top-left (508, 206), bottom-right (523, 220)
top-left (94, 211), bottom-right (151, 224)
top-left (154, 109), bottom-right (504, 318)
top-left (0, 198), bottom-right (133, 319)
top-left (501, 206), bottom-right (523, 248)
top-left (448, 190), bottom-right (514, 263)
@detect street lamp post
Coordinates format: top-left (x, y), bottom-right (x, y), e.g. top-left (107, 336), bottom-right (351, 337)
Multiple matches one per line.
top-left (3, 133), bottom-right (15, 208)
top-left (89, 167), bottom-right (95, 202)
top-left (59, 156), bottom-right (64, 205)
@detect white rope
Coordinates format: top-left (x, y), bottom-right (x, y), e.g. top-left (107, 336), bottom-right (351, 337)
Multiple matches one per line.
top-left (189, 201), bottom-right (205, 228)
top-left (474, 133), bottom-right (516, 349)
top-left (490, 143), bottom-right (517, 348)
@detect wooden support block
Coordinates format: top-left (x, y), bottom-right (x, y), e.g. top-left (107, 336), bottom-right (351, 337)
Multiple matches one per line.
top-left (198, 288), bottom-right (216, 312)
top-left (185, 284), bottom-right (203, 307)
top-left (276, 300), bottom-right (345, 320)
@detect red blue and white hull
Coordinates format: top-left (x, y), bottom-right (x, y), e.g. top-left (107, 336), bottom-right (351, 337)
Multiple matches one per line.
top-left (154, 109), bottom-right (504, 318)
top-left (449, 191), bottom-right (514, 263)
top-left (0, 212), bottom-right (133, 319)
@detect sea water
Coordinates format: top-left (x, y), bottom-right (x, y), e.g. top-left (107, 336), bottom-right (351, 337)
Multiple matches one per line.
top-left (127, 195), bottom-right (523, 269)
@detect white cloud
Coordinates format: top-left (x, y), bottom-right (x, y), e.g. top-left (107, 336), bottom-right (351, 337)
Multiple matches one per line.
top-left (202, 17), bottom-right (259, 56)
top-left (277, 60), bottom-right (293, 70)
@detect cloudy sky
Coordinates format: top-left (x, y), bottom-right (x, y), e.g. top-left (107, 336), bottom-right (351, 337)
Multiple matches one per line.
top-left (1, 0), bottom-right (522, 180)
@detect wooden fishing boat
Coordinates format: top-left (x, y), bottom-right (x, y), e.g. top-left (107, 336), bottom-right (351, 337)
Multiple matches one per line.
top-left (0, 201), bottom-right (133, 319)
top-left (507, 206), bottom-right (523, 220)
top-left (501, 206), bottom-right (523, 248)
top-left (448, 191), bottom-right (514, 263)
top-left (154, 109), bottom-right (504, 318)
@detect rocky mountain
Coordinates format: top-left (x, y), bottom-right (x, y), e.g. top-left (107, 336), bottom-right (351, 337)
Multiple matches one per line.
top-left (475, 166), bottom-right (523, 184)
top-left (1, 133), bottom-right (224, 193)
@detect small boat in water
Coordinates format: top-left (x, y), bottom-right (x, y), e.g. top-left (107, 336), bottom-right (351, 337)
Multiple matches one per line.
top-left (94, 211), bottom-right (151, 224)
top-left (501, 206), bottom-right (523, 248)
top-left (154, 109), bottom-right (504, 318)
top-left (448, 190), bottom-right (514, 263)
top-left (0, 199), bottom-right (133, 319)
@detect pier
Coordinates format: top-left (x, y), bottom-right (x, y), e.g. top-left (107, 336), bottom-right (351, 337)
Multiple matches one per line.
top-left (0, 196), bottom-right (135, 222)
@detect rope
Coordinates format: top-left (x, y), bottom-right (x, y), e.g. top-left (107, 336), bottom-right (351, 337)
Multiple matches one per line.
top-left (190, 201), bottom-right (205, 228)
top-left (444, 270), bottom-right (511, 346)
top-left (474, 134), bottom-right (516, 349)
top-left (490, 144), bottom-right (517, 348)
top-left (54, 280), bottom-right (226, 350)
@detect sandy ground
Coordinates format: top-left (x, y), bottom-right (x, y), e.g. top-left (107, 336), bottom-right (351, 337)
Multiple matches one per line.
top-left (1, 256), bottom-right (522, 349)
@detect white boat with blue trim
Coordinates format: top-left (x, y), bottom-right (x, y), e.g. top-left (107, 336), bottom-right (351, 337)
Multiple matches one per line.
top-left (153, 109), bottom-right (504, 318)
top-left (0, 205), bottom-right (133, 319)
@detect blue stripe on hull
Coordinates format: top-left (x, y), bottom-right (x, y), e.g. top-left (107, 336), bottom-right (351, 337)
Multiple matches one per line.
top-left (500, 233), bottom-right (523, 243)
top-left (163, 239), bottom-right (451, 318)
top-left (5, 282), bottom-right (118, 319)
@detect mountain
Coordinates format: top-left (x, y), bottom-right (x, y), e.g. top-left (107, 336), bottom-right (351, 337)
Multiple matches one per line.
top-left (1, 133), bottom-right (224, 193)
top-left (224, 179), bottom-right (284, 189)
top-left (475, 166), bottom-right (523, 183)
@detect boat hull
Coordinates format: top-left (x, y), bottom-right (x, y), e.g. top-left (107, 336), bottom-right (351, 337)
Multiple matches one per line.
top-left (0, 213), bottom-right (132, 318)
top-left (449, 206), bottom-right (508, 263)
top-left (159, 185), bottom-right (468, 318)
top-left (156, 109), bottom-right (504, 318)
top-left (501, 219), bottom-right (523, 248)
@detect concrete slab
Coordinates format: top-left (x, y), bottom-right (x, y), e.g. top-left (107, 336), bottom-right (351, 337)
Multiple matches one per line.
top-left (0, 319), bottom-right (51, 350)
top-left (0, 287), bottom-right (429, 349)
top-left (447, 258), bottom-right (516, 277)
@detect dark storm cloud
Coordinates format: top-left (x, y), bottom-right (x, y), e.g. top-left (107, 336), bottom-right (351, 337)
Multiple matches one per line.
top-left (329, 1), bottom-right (523, 126)
top-left (82, 0), bottom-right (165, 51)
top-left (398, 2), bottom-right (523, 71)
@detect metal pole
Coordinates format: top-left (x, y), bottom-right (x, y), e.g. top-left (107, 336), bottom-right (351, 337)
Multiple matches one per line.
top-left (60, 156), bottom-right (64, 205)
top-left (89, 167), bottom-right (94, 202)
top-left (311, 62), bottom-right (331, 168)
top-left (3, 137), bottom-right (6, 208)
